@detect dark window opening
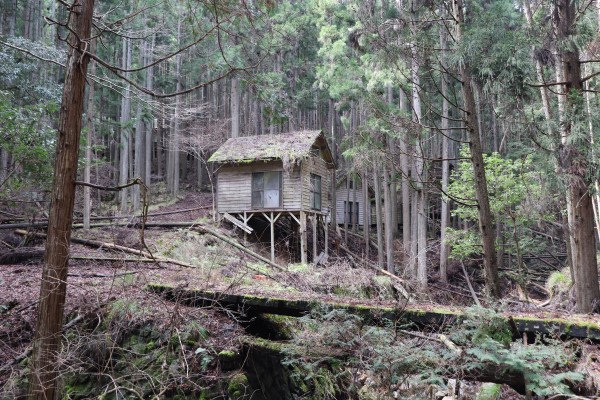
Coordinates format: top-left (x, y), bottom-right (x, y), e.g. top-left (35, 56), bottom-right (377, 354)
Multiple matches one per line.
top-left (310, 146), bottom-right (320, 157)
top-left (344, 201), bottom-right (359, 225)
top-left (310, 174), bottom-right (322, 210)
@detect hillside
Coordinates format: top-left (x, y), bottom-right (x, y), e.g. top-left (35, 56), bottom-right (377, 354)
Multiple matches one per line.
top-left (1, 191), bottom-right (599, 399)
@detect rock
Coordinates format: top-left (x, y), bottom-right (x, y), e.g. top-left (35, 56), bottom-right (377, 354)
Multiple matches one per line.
top-left (476, 383), bottom-right (501, 400)
top-left (228, 372), bottom-right (252, 399)
top-left (218, 349), bottom-right (240, 371)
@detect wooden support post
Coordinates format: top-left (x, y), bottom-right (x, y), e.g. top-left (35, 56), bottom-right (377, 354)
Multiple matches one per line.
top-left (243, 211), bottom-right (247, 245)
top-left (300, 211), bottom-right (307, 264)
top-left (312, 214), bottom-right (317, 263)
top-left (270, 211), bottom-right (275, 262)
top-left (324, 215), bottom-right (329, 256)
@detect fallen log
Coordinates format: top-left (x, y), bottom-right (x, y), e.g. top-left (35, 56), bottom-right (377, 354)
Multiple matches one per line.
top-left (14, 229), bottom-right (194, 268)
top-left (339, 243), bottom-right (413, 302)
top-left (151, 285), bottom-right (600, 395)
top-left (13, 223), bottom-right (283, 271)
top-left (0, 214), bottom-right (209, 230)
top-left (69, 256), bottom-right (160, 263)
top-left (193, 225), bottom-right (285, 271)
top-left (0, 247), bottom-right (45, 264)
top-left (147, 284), bottom-right (600, 342)
top-left (338, 226), bottom-right (378, 249)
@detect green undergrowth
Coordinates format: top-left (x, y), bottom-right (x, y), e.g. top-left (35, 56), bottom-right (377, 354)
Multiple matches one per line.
top-left (1, 297), bottom-right (250, 400)
top-left (285, 306), bottom-right (585, 398)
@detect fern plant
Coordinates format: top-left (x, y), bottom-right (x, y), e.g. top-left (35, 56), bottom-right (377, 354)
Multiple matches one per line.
top-left (453, 307), bottom-right (583, 395)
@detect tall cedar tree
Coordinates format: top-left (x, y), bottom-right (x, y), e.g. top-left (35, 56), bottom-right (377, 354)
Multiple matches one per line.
top-left (553, 0), bottom-right (600, 312)
top-left (28, 0), bottom-right (94, 398)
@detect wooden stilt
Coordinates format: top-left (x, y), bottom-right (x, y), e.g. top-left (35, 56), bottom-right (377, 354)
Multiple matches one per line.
top-left (312, 214), bottom-right (317, 262)
top-left (300, 211), bottom-right (307, 264)
top-left (259, 211), bottom-right (281, 263)
top-left (270, 212), bottom-right (275, 262)
top-left (243, 211), bottom-right (247, 245)
top-left (324, 215), bottom-right (329, 256)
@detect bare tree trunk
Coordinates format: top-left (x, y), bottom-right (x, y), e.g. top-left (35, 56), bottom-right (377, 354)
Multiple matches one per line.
top-left (231, 76), bottom-right (240, 138)
top-left (329, 98), bottom-right (337, 230)
top-left (28, 1), bottom-right (94, 398)
top-left (352, 174), bottom-right (358, 234)
top-left (145, 35), bottom-right (155, 187)
top-left (8, 0), bottom-right (16, 36)
top-left (453, 0), bottom-right (500, 297)
top-left (383, 163), bottom-right (394, 272)
top-left (133, 43), bottom-right (145, 212)
top-left (385, 85), bottom-right (398, 237)
top-left (553, 0), bottom-right (600, 313)
top-left (582, 59), bottom-right (600, 243)
top-left (119, 36), bottom-right (132, 213)
top-left (363, 170), bottom-right (370, 258)
top-left (523, 0), bottom-right (554, 135)
top-left (439, 25), bottom-right (450, 284)
top-left (83, 38), bottom-right (97, 230)
top-left (168, 15), bottom-right (182, 197)
top-left (157, 106), bottom-right (164, 180)
top-left (399, 90), bottom-right (411, 257)
top-left (0, 149), bottom-right (7, 185)
top-left (373, 164), bottom-right (384, 269)
top-left (410, 12), bottom-right (428, 289)
top-left (344, 173), bottom-right (350, 243)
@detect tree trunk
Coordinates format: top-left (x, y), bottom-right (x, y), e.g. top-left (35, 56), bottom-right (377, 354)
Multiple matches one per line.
top-left (363, 170), bottom-right (370, 258)
top-left (399, 90), bottom-right (411, 257)
top-left (145, 34), bottom-right (155, 187)
top-left (168, 16), bottom-right (182, 197)
top-left (553, 0), bottom-right (600, 313)
top-left (119, 36), bottom-right (132, 213)
top-left (231, 76), bottom-right (240, 138)
top-left (83, 38), bottom-right (97, 230)
top-left (329, 98), bottom-right (337, 230)
top-left (352, 174), bottom-right (358, 234)
top-left (383, 163), bottom-right (394, 273)
top-left (410, 13), bottom-right (428, 289)
top-left (373, 164), bottom-right (384, 269)
top-left (439, 25), bottom-right (450, 284)
top-left (523, 0), bottom-right (554, 135)
top-left (453, 0), bottom-right (500, 297)
top-left (133, 42), bottom-right (145, 212)
top-left (28, 0), bottom-right (94, 398)
top-left (0, 148), bottom-right (8, 185)
top-left (343, 172), bottom-right (349, 242)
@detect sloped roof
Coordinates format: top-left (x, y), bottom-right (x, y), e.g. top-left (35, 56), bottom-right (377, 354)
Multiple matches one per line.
top-left (208, 130), bottom-right (335, 167)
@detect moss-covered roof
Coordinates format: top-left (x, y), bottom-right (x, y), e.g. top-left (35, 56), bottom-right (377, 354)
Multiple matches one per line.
top-left (208, 130), bottom-right (335, 167)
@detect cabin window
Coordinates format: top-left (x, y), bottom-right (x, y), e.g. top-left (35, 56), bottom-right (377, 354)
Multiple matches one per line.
top-left (310, 174), bottom-right (322, 210)
top-left (252, 171), bottom-right (282, 208)
top-left (310, 146), bottom-right (320, 157)
top-left (344, 201), bottom-right (359, 225)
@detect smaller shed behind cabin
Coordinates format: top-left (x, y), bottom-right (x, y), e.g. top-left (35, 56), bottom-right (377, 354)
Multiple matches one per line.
top-left (335, 174), bottom-right (373, 227)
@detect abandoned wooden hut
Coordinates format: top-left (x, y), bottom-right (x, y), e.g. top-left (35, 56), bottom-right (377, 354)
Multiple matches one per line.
top-left (208, 130), bottom-right (335, 263)
top-left (334, 174), bottom-right (373, 228)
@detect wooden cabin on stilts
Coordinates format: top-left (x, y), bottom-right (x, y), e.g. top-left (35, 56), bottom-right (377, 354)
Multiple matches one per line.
top-left (208, 130), bottom-right (336, 264)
